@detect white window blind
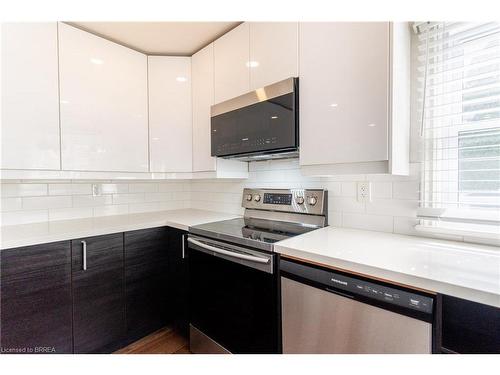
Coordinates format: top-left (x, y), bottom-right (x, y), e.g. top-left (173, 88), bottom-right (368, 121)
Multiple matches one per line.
top-left (414, 22), bottom-right (500, 237)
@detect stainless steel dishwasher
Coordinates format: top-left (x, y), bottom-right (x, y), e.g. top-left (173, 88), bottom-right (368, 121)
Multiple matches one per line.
top-left (281, 259), bottom-right (434, 354)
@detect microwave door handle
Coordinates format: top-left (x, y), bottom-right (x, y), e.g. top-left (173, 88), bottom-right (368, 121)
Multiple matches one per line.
top-left (187, 237), bottom-right (270, 264)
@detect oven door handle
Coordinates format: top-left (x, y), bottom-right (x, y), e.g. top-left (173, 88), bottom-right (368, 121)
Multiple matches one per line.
top-left (187, 237), bottom-right (270, 264)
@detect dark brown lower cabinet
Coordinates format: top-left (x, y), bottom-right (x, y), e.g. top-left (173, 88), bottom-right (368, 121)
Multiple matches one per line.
top-left (1, 226), bottom-right (188, 354)
top-left (71, 233), bottom-right (126, 354)
top-left (167, 228), bottom-right (189, 335)
top-left (124, 227), bottom-right (170, 343)
top-left (0, 241), bottom-right (73, 354)
top-left (440, 295), bottom-right (500, 354)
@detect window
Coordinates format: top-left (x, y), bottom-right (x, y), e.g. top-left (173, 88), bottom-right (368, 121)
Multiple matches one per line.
top-left (414, 22), bottom-right (500, 238)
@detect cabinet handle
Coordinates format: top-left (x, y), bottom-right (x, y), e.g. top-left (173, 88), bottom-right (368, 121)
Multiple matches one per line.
top-left (81, 240), bottom-right (87, 270)
top-left (181, 234), bottom-right (186, 259)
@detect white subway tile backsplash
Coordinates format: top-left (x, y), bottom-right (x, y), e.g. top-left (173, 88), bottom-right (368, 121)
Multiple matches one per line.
top-left (366, 198), bottom-right (418, 217)
top-left (112, 193), bottom-right (145, 205)
top-left (299, 181), bottom-right (325, 189)
top-left (0, 160), bottom-right (485, 247)
top-left (129, 202), bottom-right (164, 214)
top-left (49, 183), bottom-right (92, 196)
top-left (371, 182), bottom-right (393, 199)
top-left (329, 196), bottom-right (365, 213)
top-left (393, 181), bottom-right (420, 200)
top-left (393, 216), bottom-right (419, 236)
top-left (1, 183), bottom-right (47, 197)
top-left (1, 198), bottom-right (22, 212)
top-left (128, 183), bottom-right (159, 193)
top-left (22, 196), bottom-right (72, 210)
top-left (328, 211), bottom-right (342, 227)
top-left (93, 204), bottom-right (129, 217)
top-left (160, 200), bottom-right (186, 211)
top-left (342, 213), bottom-right (394, 233)
top-left (48, 207), bottom-right (93, 221)
top-left (324, 182), bottom-right (341, 196)
top-left (100, 183), bottom-right (129, 194)
top-left (130, 200), bottom-right (186, 214)
top-left (1, 209), bottom-right (48, 225)
top-left (72, 195), bottom-right (113, 207)
top-left (340, 182), bottom-right (357, 197)
top-left (0, 180), bottom-right (195, 225)
top-left (158, 182), bottom-right (185, 192)
top-left (172, 191), bottom-right (191, 201)
top-left (144, 192), bottom-right (173, 202)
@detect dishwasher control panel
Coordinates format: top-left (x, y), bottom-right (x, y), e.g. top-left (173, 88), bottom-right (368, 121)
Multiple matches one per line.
top-left (281, 259), bottom-right (434, 315)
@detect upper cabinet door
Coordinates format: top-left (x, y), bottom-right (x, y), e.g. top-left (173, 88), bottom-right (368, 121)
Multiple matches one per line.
top-left (299, 22), bottom-right (390, 166)
top-left (148, 56), bottom-right (192, 173)
top-left (249, 22), bottom-right (299, 90)
top-left (1, 23), bottom-right (60, 170)
top-left (192, 43), bottom-right (216, 172)
top-left (214, 23), bottom-right (250, 104)
top-left (58, 23), bottom-right (149, 172)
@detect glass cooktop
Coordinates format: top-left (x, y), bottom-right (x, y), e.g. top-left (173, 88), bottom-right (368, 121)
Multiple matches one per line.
top-left (189, 218), bottom-right (316, 252)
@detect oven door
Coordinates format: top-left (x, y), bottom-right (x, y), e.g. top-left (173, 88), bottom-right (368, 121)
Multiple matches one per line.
top-left (187, 235), bottom-right (279, 354)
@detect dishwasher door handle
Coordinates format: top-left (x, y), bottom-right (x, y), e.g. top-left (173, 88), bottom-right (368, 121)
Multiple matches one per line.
top-left (187, 237), bottom-right (270, 264)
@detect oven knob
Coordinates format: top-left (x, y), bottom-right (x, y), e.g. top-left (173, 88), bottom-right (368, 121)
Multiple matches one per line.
top-left (308, 196), bottom-right (318, 206)
top-left (246, 194), bottom-right (253, 201)
top-left (254, 194), bottom-right (261, 202)
top-left (296, 196), bottom-right (305, 205)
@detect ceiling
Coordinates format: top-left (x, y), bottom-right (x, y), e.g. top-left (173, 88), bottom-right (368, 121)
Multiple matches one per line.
top-left (68, 22), bottom-right (241, 55)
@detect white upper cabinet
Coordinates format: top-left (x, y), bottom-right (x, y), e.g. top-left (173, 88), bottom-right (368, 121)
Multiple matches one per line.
top-left (148, 56), bottom-right (192, 173)
top-left (192, 43), bottom-right (216, 172)
top-left (299, 22), bottom-right (410, 175)
top-left (58, 23), bottom-right (149, 172)
top-left (1, 23), bottom-right (61, 170)
top-left (214, 23), bottom-right (250, 104)
top-left (249, 22), bottom-right (299, 90)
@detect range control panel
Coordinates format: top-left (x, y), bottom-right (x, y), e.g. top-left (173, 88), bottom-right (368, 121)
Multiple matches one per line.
top-left (263, 193), bottom-right (292, 205)
top-left (281, 259), bottom-right (434, 316)
top-left (242, 188), bottom-right (327, 216)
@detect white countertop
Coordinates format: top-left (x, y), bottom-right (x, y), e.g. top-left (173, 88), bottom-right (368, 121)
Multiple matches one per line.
top-left (3, 210), bottom-right (499, 308)
top-left (274, 226), bottom-right (500, 308)
top-left (0, 209), bottom-right (239, 250)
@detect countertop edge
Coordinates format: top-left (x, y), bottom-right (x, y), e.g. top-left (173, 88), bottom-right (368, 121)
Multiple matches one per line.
top-left (275, 244), bottom-right (500, 309)
top-left (0, 209), bottom-right (239, 250)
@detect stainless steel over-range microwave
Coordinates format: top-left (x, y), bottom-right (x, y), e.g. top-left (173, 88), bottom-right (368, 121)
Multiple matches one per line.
top-left (210, 77), bottom-right (299, 161)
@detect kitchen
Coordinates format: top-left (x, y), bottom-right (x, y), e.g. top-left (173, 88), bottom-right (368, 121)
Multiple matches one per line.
top-left (1, 1), bottom-right (499, 373)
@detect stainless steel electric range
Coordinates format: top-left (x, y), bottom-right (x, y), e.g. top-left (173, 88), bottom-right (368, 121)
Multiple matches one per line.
top-left (187, 188), bottom-right (328, 354)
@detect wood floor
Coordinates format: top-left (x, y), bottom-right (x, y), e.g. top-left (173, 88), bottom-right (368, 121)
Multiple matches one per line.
top-left (114, 327), bottom-right (190, 354)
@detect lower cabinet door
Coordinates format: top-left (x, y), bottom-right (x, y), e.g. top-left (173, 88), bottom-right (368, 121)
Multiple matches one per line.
top-left (72, 233), bottom-right (126, 353)
top-left (124, 227), bottom-right (170, 343)
top-left (441, 295), bottom-right (500, 353)
top-left (167, 228), bottom-right (189, 335)
top-left (0, 241), bottom-right (73, 354)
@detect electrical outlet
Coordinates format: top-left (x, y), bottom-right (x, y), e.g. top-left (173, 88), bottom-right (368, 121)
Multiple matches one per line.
top-left (92, 184), bottom-right (101, 197)
top-left (357, 182), bottom-right (371, 202)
